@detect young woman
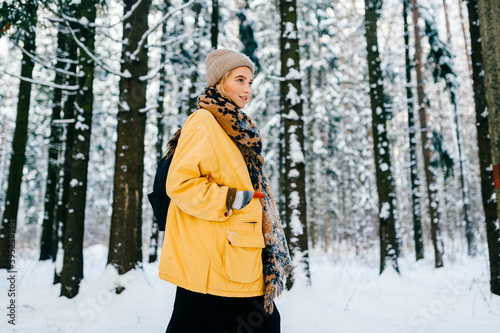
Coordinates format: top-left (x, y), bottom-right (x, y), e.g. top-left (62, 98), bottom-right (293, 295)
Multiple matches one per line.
top-left (159, 49), bottom-right (292, 333)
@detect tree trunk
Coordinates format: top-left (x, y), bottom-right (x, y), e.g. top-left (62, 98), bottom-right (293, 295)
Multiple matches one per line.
top-left (279, 0), bottom-right (311, 289)
top-left (412, 0), bottom-right (444, 268)
top-left (187, 2), bottom-right (201, 113)
top-left (40, 24), bottom-right (66, 261)
top-left (53, 33), bottom-right (78, 278)
top-left (211, 0), bottom-right (219, 49)
top-left (476, 0), bottom-right (500, 295)
top-left (108, 0), bottom-right (150, 275)
top-left (149, 0), bottom-right (170, 264)
top-left (452, 102), bottom-right (476, 255)
top-left (403, 0), bottom-right (424, 261)
top-left (364, 0), bottom-right (400, 274)
top-left (0, 7), bottom-right (37, 269)
top-left (442, 0), bottom-right (452, 44)
top-left (60, 1), bottom-right (96, 298)
top-left (458, 0), bottom-right (473, 78)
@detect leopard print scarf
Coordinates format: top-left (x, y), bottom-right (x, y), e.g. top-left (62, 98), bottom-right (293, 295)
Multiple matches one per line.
top-left (168, 87), bottom-right (293, 314)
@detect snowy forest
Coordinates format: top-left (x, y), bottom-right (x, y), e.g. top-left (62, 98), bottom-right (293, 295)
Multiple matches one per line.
top-left (1, 0), bottom-right (500, 332)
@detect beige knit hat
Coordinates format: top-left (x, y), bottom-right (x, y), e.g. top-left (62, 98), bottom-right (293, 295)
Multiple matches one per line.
top-left (205, 49), bottom-right (255, 87)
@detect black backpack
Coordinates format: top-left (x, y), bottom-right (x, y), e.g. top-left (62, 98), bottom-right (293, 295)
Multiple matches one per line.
top-left (147, 129), bottom-right (181, 232)
top-left (147, 154), bottom-right (173, 232)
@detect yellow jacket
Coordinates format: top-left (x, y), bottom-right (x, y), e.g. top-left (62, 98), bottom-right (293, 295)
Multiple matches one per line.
top-left (159, 109), bottom-right (265, 297)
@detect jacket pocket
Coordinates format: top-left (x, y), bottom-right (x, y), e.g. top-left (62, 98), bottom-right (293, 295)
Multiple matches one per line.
top-left (223, 230), bottom-right (265, 284)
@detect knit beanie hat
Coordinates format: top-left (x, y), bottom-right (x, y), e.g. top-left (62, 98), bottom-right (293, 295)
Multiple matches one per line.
top-left (205, 49), bottom-right (255, 87)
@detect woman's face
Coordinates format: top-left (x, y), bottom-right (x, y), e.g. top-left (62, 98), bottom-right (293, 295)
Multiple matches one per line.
top-left (220, 66), bottom-right (253, 108)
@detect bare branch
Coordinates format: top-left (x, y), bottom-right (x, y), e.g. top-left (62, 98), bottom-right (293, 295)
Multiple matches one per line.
top-left (64, 20), bottom-right (132, 78)
top-left (0, 69), bottom-right (80, 91)
top-left (15, 41), bottom-right (81, 78)
top-left (130, 0), bottom-right (195, 60)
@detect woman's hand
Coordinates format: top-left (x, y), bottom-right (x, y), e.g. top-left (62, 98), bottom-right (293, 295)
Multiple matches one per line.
top-left (232, 191), bottom-right (266, 210)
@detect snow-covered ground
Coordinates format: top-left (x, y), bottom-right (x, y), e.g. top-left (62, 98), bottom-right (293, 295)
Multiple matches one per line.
top-left (2, 245), bottom-right (499, 333)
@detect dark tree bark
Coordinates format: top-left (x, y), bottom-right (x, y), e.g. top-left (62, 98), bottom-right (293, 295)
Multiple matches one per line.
top-left (412, 0), bottom-right (444, 268)
top-left (403, 0), bottom-right (424, 261)
top-left (149, 0), bottom-right (170, 264)
top-left (60, 1), bottom-right (96, 298)
top-left (364, 0), bottom-right (400, 274)
top-left (108, 0), bottom-right (150, 275)
top-left (53, 33), bottom-right (78, 272)
top-left (211, 0), bottom-right (218, 49)
top-left (0, 2), bottom-right (37, 269)
top-left (475, 0), bottom-right (500, 295)
top-left (279, 0), bottom-right (311, 289)
top-left (40, 24), bottom-right (66, 261)
top-left (187, 2), bottom-right (201, 113)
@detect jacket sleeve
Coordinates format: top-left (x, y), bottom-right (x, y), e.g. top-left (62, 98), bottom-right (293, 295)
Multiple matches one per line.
top-left (166, 128), bottom-right (236, 221)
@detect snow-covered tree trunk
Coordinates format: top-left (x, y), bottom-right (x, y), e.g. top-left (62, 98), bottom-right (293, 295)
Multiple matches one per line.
top-left (53, 29), bottom-right (78, 284)
top-left (364, 0), bottom-right (400, 274)
top-left (40, 23), bottom-right (66, 262)
top-left (442, 0), bottom-right (452, 44)
top-left (108, 0), bottom-right (150, 275)
top-left (0, 0), bottom-right (37, 270)
top-left (476, 0), bottom-right (500, 295)
top-left (60, 1), bottom-right (97, 298)
top-left (412, 0), bottom-right (444, 268)
top-left (421, 7), bottom-right (476, 257)
top-left (457, 0), bottom-right (473, 77)
top-left (279, 0), bottom-right (311, 289)
top-left (403, 0), bottom-right (424, 261)
top-left (149, 0), bottom-right (170, 264)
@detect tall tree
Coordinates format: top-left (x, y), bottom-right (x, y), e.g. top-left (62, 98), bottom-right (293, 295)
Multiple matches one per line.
top-left (108, 0), bottom-right (150, 275)
top-left (279, 0), bottom-right (311, 288)
top-left (0, 0), bottom-right (38, 269)
top-left (40, 22), bottom-right (67, 261)
top-left (457, 0), bottom-right (473, 77)
top-left (420, 6), bottom-right (476, 256)
top-left (364, 0), bottom-right (400, 274)
top-left (403, 0), bottom-right (424, 261)
top-left (412, 0), bottom-right (444, 268)
top-left (60, 0), bottom-right (97, 298)
top-left (476, 0), bottom-right (500, 295)
top-left (187, 2), bottom-right (202, 112)
top-left (53, 30), bottom-right (78, 279)
top-left (211, 0), bottom-right (218, 49)
top-left (149, 0), bottom-right (170, 264)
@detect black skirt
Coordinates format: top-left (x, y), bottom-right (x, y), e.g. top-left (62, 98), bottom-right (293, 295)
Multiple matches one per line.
top-left (166, 287), bottom-right (281, 333)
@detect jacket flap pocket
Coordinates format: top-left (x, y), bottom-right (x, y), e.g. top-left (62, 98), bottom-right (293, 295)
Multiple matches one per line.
top-left (226, 230), bottom-right (265, 248)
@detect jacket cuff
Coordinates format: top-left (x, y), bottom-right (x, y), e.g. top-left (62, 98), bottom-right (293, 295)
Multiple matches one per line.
top-left (225, 187), bottom-right (237, 217)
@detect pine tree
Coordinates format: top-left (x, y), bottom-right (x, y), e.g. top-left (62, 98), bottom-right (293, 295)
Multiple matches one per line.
top-left (364, 0), bottom-right (399, 274)
top-left (476, 0), bottom-right (500, 295)
top-left (108, 0), bottom-right (150, 276)
top-left (279, 0), bottom-right (311, 288)
top-left (412, 0), bottom-right (444, 268)
top-left (40, 22), bottom-right (68, 262)
top-left (211, 0), bottom-right (219, 49)
top-left (403, 0), bottom-right (424, 261)
top-left (60, 0), bottom-right (97, 298)
top-left (420, 5), bottom-right (476, 256)
top-left (149, 0), bottom-right (170, 264)
top-left (0, 0), bottom-right (38, 269)
top-left (53, 30), bottom-right (78, 282)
